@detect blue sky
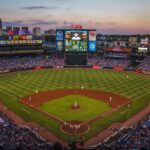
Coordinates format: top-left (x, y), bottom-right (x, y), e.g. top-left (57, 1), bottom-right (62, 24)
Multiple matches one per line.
top-left (0, 0), bottom-right (150, 34)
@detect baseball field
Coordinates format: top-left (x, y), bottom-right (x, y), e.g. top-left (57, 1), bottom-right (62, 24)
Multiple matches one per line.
top-left (0, 68), bottom-right (150, 141)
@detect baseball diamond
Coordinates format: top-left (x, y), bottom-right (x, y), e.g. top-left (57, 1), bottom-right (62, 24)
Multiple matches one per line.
top-left (0, 68), bottom-right (150, 142)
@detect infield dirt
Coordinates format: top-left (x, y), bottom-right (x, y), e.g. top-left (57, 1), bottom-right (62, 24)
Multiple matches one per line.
top-left (22, 89), bottom-right (129, 108)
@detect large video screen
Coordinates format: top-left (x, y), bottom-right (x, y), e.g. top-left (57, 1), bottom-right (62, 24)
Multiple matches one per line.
top-left (56, 29), bottom-right (96, 52)
top-left (65, 30), bottom-right (88, 52)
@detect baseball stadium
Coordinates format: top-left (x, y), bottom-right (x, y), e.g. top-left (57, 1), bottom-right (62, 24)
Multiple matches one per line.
top-left (0, 2), bottom-right (150, 149)
top-left (0, 27), bottom-right (150, 150)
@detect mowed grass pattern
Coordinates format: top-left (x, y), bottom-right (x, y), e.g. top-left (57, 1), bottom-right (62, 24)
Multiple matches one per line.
top-left (40, 95), bottom-right (110, 121)
top-left (0, 69), bottom-right (149, 100)
top-left (0, 68), bottom-right (150, 141)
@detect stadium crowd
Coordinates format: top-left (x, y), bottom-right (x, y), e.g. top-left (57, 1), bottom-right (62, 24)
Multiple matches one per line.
top-left (0, 112), bottom-right (54, 150)
top-left (137, 56), bottom-right (150, 72)
top-left (103, 52), bottom-right (129, 59)
top-left (95, 114), bottom-right (150, 150)
top-left (0, 56), bottom-right (64, 71)
top-left (0, 54), bottom-right (150, 72)
top-left (0, 111), bottom-right (86, 150)
top-left (87, 57), bottom-right (129, 68)
top-left (0, 111), bottom-right (149, 150)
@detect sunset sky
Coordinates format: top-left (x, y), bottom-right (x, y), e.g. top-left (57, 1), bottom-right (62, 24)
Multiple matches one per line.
top-left (0, 0), bottom-right (150, 34)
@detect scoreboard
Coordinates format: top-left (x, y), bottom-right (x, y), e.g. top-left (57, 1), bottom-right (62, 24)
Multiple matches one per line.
top-left (56, 29), bottom-right (96, 52)
top-left (65, 30), bottom-right (88, 52)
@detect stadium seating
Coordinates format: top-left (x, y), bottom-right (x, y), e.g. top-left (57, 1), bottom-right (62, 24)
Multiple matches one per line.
top-left (0, 112), bottom-right (54, 150)
top-left (137, 56), bottom-right (150, 71)
top-left (0, 56), bottom-right (64, 71)
top-left (94, 114), bottom-right (150, 150)
top-left (1, 55), bottom-right (150, 72)
top-left (87, 57), bottom-right (129, 68)
top-left (0, 111), bottom-right (149, 150)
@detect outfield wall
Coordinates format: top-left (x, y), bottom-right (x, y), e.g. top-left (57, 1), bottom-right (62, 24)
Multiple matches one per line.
top-left (1, 65), bottom-right (149, 75)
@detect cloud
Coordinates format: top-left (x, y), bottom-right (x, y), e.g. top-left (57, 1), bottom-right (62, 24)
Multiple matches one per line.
top-left (23, 6), bottom-right (58, 10)
top-left (31, 20), bottom-right (58, 26)
top-left (27, 19), bottom-right (58, 26)
top-left (50, 0), bottom-right (71, 1)
top-left (87, 20), bottom-right (119, 26)
top-left (3, 19), bottom-right (58, 28)
top-left (3, 20), bottom-right (26, 27)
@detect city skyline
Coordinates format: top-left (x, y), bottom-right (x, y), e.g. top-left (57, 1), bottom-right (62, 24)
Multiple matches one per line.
top-left (0, 0), bottom-right (150, 34)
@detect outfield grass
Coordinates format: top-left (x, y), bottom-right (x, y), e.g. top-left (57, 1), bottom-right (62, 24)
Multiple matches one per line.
top-left (0, 69), bottom-right (150, 141)
top-left (40, 95), bottom-right (110, 122)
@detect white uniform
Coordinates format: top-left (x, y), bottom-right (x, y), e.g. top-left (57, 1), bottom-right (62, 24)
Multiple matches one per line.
top-left (29, 97), bottom-right (32, 101)
top-left (109, 97), bottom-right (112, 102)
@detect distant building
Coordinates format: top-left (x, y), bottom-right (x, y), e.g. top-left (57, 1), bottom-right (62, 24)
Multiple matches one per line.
top-left (33, 27), bottom-right (41, 36)
top-left (113, 41), bottom-right (120, 47)
top-left (6, 27), bottom-right (13, 36)
top-left (113, 40), bottom-right (127, 48)
top-left (120, 41), bottom-right (127, 47)
top-left (129, 37), bottom-right (138, 47)
top-left (97, 35), bottom-right (107, 41)
top-left (129, 37), bottom-right (137, 43)
top-left (13, 27), bottom-right (20, 35)
top-left (6, 26), bottom-right (13, 32)
top-left (21, 27), bottom-right (29, 35)
top-left (44, 29), bottom-right (56, 35)
top-left (0, 18), bottom-right (2, 30)
top-left (141, 38), bottom-right (148, 45)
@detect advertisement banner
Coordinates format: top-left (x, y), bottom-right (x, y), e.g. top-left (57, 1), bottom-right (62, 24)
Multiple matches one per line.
top-left (56, 31), bottom-right (64, 41)
top-left (89, 31), bottom-right (96, 41)
top-left (56, 41), bottom-right (63, 51)
top-left (89, 41), bottom-right (96, 52)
